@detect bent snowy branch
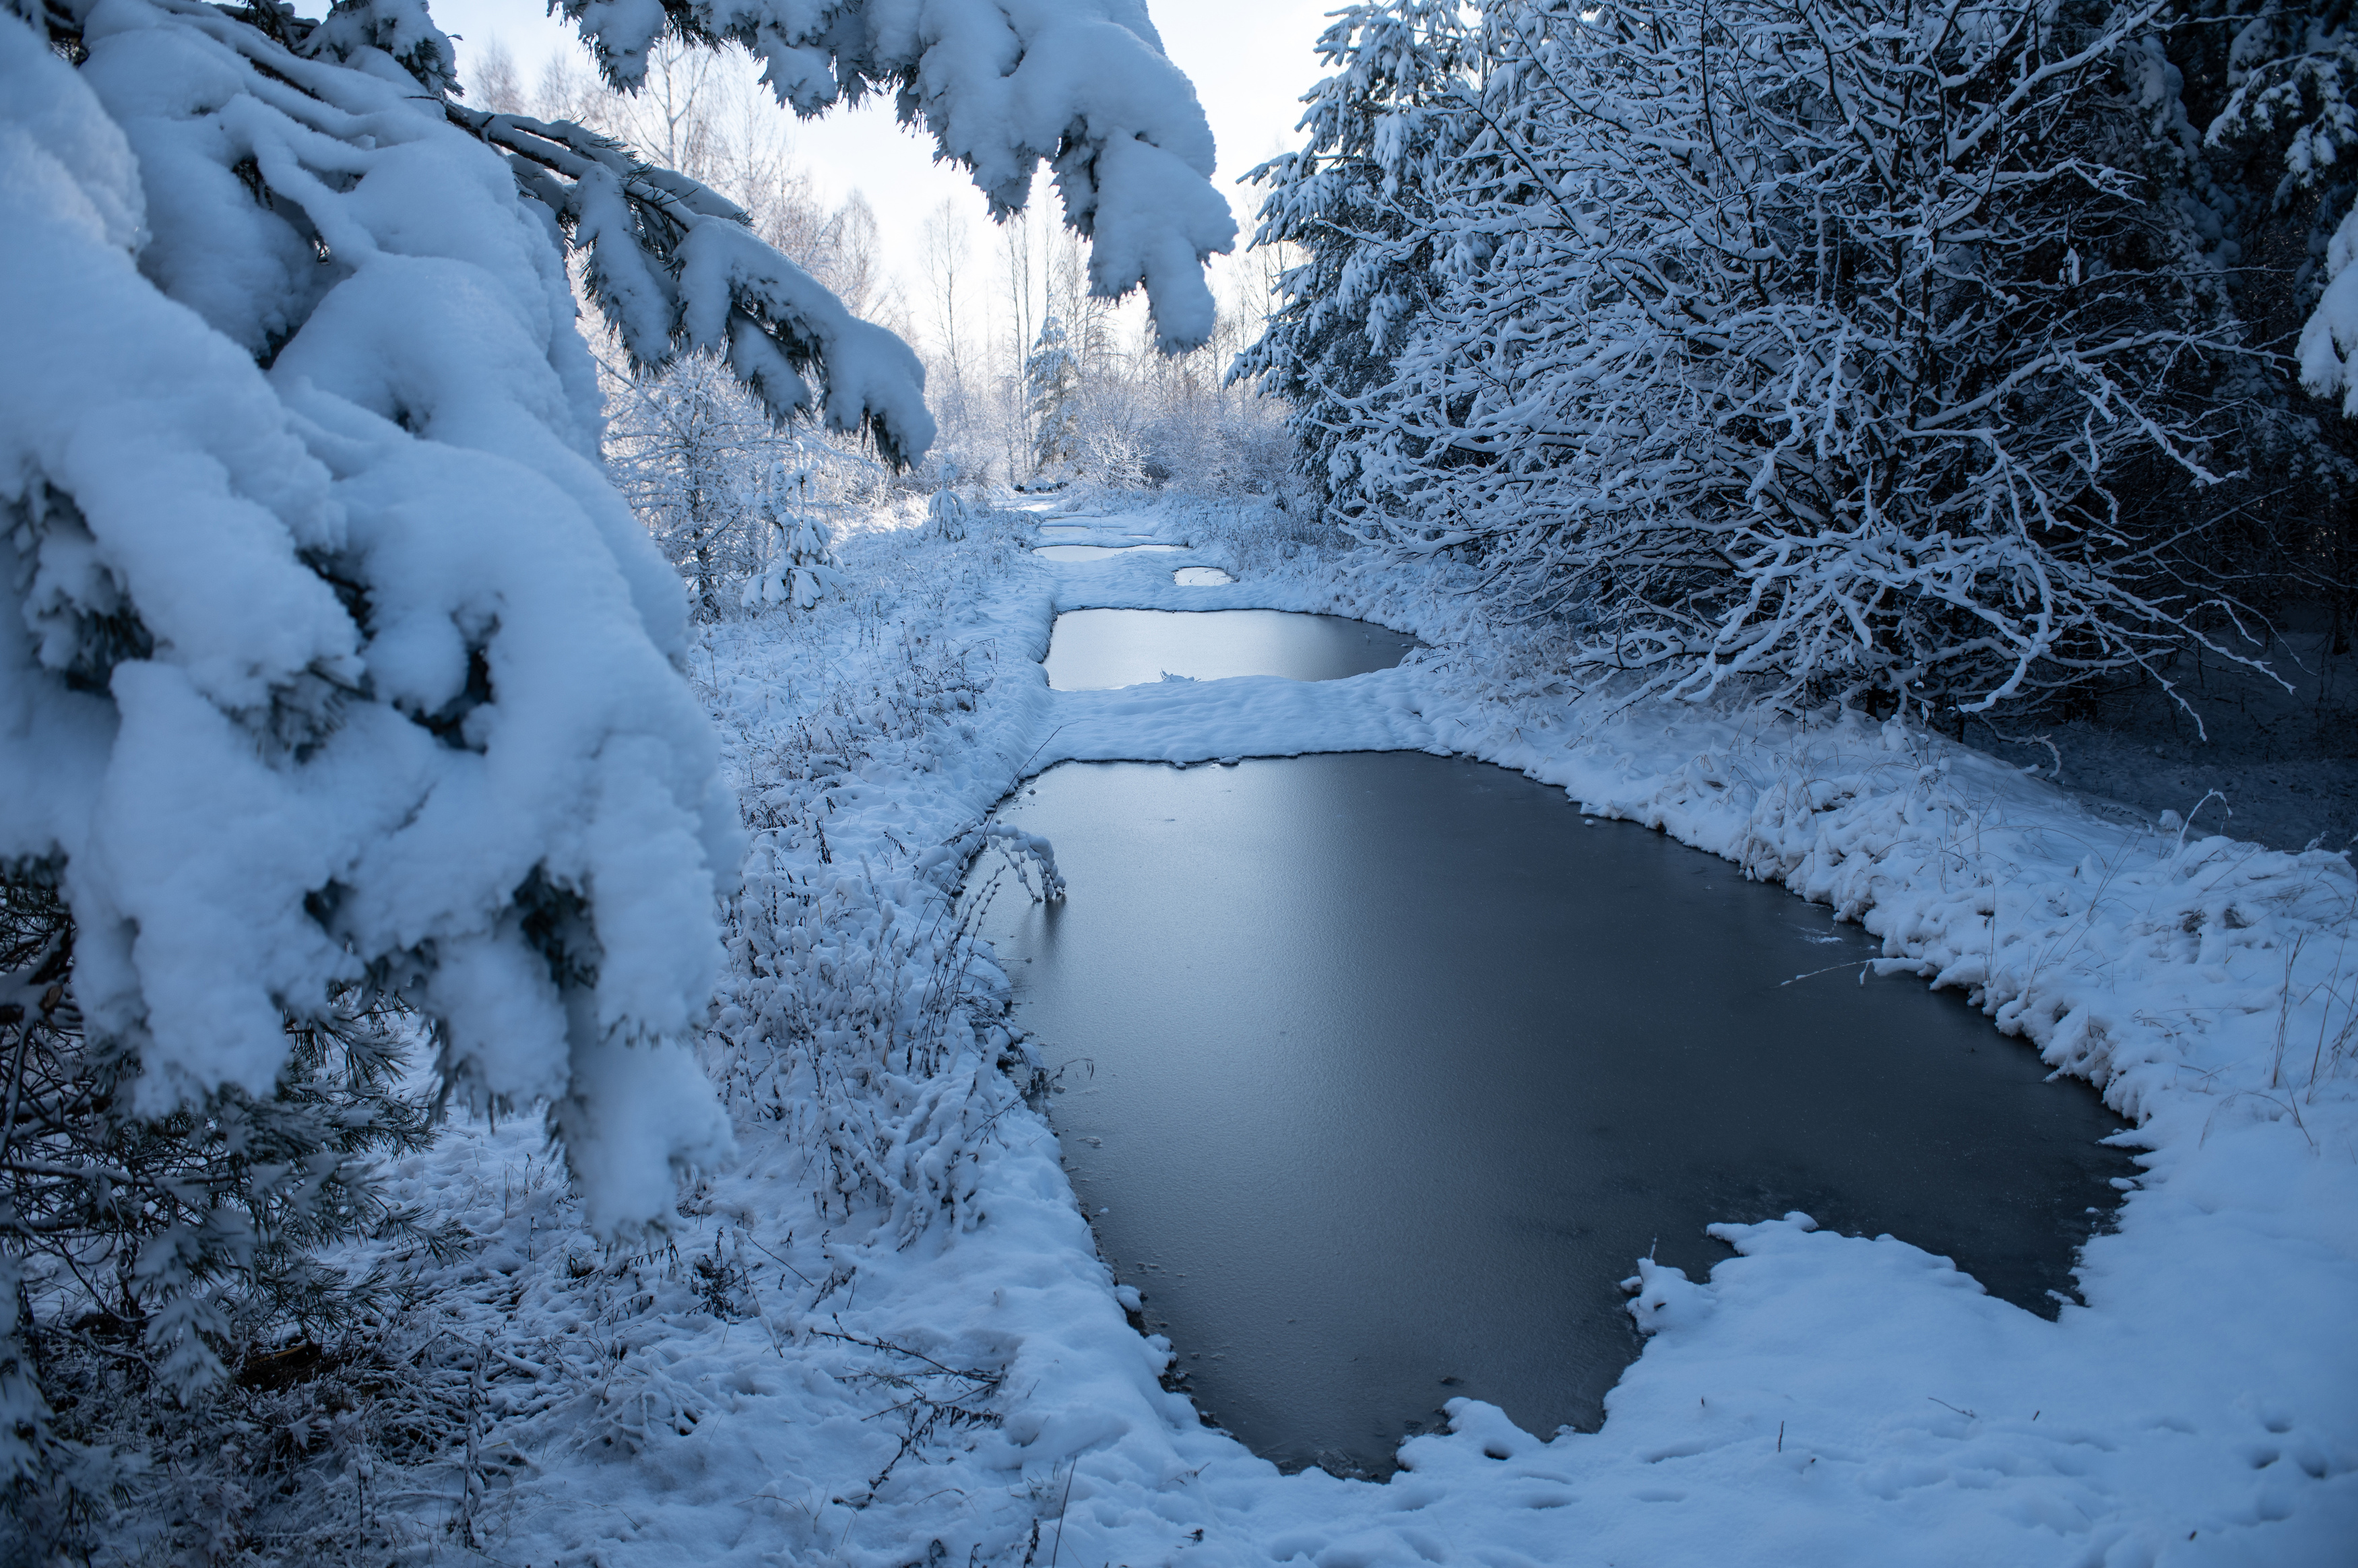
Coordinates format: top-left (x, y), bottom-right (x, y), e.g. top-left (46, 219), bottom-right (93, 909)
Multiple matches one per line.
top-left (449, 105), bottom-right (935, 466)
top-left (551, 0), bottom-right (1238, 351)
top-left (1, 0), bottom-right (736, 1242)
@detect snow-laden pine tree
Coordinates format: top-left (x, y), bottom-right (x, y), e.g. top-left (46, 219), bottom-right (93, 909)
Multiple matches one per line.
top-left (0, 0), bottom-right (1232, 1503)
top-left (748, 463), bottom-right (848, 610)
top-left (2171, 0), bottom-right (2358, 653)
top-left (1025, 313), bottom-right (1085, 480)
top-left (1265, 0), bottom-right (2277, 721)
top-left (927, 469), bottom-right (972, 541)
top-left (2191, 0), bottom-right (2358, 414)
top-left (1234, 0), bottom-right (1473, 517)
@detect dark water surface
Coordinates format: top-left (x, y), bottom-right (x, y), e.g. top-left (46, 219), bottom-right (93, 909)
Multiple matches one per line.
top-left (979, 752), bottom-right (2133, 1477)
top-left (1042, 609), bottom-right (1419, 690)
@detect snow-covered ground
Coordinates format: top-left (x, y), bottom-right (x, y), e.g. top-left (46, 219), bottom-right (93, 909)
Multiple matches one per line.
top-left (382, 496), bottom-right (2358, 1567)
top-left (1951, 639), bottom-right (2358, 859)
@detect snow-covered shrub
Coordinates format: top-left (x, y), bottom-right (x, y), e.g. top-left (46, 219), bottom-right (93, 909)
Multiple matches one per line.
top-left (1252, 0), bottom-right (2272, 723)
top-left (748, 465), bottom-right (848, 611)
top-left (606, 349), bottom-right (779, 618)
top-left (1029, 304), bottom-right (1295, 502)
top-left (606, 352), bottom-right (868, 614)
top-left (1174, 491), bottom-right (1349, 577)
top-left (1075, 416), bottom-right (1152, 496)
top-left (926, 481), bottom-right (970, 542)
top-left (700, 519), bottom-right (1040, 1245)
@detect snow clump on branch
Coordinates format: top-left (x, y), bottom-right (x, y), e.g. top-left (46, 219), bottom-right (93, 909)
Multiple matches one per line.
top-left (0, 0), bottom-right (741, 1233)
top-left (553, 0), bottom-right (1240, 351)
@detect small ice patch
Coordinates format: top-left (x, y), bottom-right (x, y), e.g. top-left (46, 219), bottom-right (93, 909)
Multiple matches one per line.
top-left (1175, 566), bottom-right (1235, 585)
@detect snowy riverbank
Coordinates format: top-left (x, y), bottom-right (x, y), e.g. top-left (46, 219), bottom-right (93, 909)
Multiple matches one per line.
top-left (386, 496), bottom-right (2357, 1567)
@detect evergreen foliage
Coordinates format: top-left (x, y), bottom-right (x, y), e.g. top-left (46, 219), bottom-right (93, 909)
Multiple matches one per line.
top-left (1025, 315), bottom-right (1085, 481)
top-left (1, 874), bottom-right (445, 1554)
top-left (1, 0), bottom-right (1230, 1546)
top-left (1235, 1), bottom-right (1475, 515)
top-left (757, 466), bottom-right (849, 612)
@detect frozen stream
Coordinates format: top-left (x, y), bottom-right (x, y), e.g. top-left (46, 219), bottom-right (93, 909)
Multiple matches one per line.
top-left (1033, 544), bottom-right (1185, 562)
top-left (1042, 608), bottom-right (1420, 691)
top-left (980, 751), bottom-right (2134, 1477)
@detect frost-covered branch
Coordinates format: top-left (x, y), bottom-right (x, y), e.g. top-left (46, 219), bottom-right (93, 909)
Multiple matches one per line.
top-left (1254, 0), bottom-right (2278, 723)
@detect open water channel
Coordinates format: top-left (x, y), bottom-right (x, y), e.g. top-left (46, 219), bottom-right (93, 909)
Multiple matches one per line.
top-left (980, 606), bottom-right (2132, 1477)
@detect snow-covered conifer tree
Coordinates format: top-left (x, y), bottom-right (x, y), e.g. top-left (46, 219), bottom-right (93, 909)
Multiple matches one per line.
top-left (0, 0), bottom-right (1234, 1493)
top-left (1234, 0), bottom-right (1472, 516)
top-left (927, 467), bottom-right (971, 541)
top-left (1025, 314), bottom-right (1085, 480)
top-left (2192, 0), bottom-right (2358, 412)
top-left (747, 463), bottom-right (846, 610)
top-left (2149, 0), bottom-right (2358, 655)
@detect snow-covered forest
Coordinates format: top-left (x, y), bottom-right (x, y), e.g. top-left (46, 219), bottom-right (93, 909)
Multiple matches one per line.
top-left (3, 0), bottom-right (2355, 1562)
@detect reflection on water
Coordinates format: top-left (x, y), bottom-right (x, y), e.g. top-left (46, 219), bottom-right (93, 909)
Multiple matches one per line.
top-left (1043, 608), bottom-right (1417, 690)
top-left (979, 752), bottom-right (2133, 1477)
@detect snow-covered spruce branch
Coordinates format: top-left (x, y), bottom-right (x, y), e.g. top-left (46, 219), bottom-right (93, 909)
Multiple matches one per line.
top-left (0, 0), bottom-right (1219, 1543)
top-left (447, 104), bottom-right (934, 465)
top-left (4, 0), bottom-right (744, 1273)
top-left (2, 0), bottom-right (1231, 1239)
top-left (548, 0), bottom-right (1238, 352)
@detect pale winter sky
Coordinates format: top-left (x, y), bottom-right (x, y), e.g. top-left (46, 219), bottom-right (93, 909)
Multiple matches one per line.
top-left (419, 0), bottom-right (1340, 311)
